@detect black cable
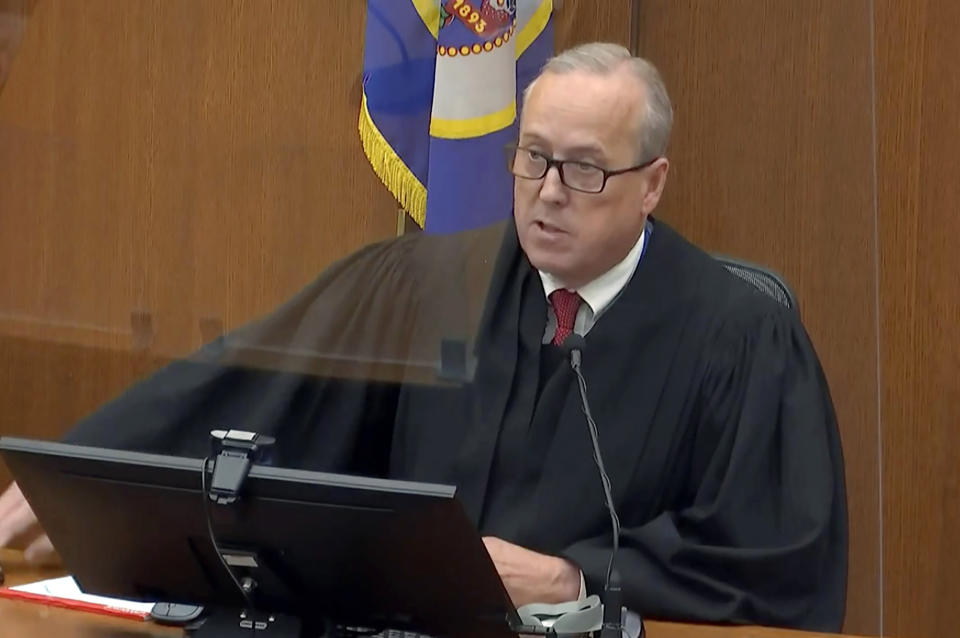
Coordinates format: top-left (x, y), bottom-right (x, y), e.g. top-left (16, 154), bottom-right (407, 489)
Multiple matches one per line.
top-left (200, 455), bottom-right (256, 612)
top-left (571, 352), bottom-right (621, 590)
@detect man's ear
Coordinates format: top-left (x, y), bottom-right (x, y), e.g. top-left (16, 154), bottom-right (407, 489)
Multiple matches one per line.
top-left (642, 158), bottom-right (670, 214)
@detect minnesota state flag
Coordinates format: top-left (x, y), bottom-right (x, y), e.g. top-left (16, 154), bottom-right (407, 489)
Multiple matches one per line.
top-left (359, 0), bottom-right (554, 233)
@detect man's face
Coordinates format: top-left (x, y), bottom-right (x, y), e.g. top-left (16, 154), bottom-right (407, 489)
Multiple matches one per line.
top-left (514, 69), bottom-right (668, 288)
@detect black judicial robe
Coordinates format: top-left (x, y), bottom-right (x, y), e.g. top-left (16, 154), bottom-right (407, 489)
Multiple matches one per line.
top-left (62, 217), bottom-right (847, 632)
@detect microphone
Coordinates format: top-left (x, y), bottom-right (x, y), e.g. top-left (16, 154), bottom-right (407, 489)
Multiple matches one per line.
top-left (562, 334), bottom-right (624, 638)
top-left (559, 333), bottom-right (586, 368)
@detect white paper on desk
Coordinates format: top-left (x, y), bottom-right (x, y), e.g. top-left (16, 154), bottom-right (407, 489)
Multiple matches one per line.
top-left (11, 575), bottom-right (156, 614)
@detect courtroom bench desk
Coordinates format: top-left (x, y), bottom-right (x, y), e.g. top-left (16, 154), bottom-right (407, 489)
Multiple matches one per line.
top-left (0, 550), bottom-right (861, 638)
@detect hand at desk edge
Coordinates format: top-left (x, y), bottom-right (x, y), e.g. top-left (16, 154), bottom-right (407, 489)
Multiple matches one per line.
top-left (0, 482), bottom-right (60, 567)
top-left (482, 536), bottom-right (582, 608)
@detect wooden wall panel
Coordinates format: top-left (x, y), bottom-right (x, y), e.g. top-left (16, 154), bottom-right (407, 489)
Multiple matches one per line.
top-left (875, 1), bottom-right (960, 636)
top-left (0, 1), bottom-right (398, 459)
top-left (0, 0), bottom-right (398, 359)
top-left (633, 2), bottom-right (881, 634)
top-left (553, 0), bottom-right (633, 49)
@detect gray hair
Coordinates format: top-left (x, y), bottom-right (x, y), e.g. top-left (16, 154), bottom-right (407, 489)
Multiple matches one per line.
top-left (522, 42), bottom-right (673, 161)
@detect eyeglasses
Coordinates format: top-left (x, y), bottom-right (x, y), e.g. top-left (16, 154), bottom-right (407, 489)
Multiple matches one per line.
top-left (504, 144), bottom-right (659, 194)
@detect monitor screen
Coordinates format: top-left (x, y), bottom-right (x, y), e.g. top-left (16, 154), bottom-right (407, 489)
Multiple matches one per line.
top-left (0, 436), bottom-right (519, 638)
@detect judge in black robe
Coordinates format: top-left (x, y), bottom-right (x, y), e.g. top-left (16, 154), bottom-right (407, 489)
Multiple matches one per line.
top-left (6, 43), bottom-right (847, 632)
top-left (53, 213), bottom-right (847, 631)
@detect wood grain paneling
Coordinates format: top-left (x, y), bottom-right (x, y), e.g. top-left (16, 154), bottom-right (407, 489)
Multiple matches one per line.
top-left (553, 0), bottom-right (633, 50)
top-left (633, 2), bottom-right (881, 634)
top-left (0, 0), bottom-right (397, 360)
top-left (875, 1), bottom-right (960, 636)
top-left (0, 1), bottom-right (398, 463)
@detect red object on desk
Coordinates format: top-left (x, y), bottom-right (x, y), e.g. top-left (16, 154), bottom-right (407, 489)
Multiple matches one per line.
top-left (0, 586), bottom-right (151, 621)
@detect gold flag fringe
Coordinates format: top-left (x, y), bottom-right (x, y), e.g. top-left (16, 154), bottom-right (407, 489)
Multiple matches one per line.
top-left (358, 92), bottom-right (427, 228)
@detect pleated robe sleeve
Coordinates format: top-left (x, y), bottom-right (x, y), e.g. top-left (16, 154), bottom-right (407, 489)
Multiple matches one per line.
top-left (561, 306), bottom-right (848, 631)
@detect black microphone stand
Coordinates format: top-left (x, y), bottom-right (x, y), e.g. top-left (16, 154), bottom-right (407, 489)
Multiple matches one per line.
top-left (563, 335), bottom-right (633, 638)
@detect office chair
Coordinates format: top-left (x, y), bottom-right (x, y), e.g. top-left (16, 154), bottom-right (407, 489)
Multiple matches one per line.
top-left (712, 255), bottom-right (799, 311)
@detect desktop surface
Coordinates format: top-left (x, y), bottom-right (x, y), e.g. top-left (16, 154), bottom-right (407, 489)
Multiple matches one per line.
top-left (1, 550), bottom-right (864, 638)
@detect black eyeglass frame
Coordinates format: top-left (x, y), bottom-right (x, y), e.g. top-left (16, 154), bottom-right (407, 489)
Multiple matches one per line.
top-left (504, 143), bottom-right (660, 194)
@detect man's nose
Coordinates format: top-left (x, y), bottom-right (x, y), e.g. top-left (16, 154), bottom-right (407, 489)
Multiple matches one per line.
top-left (538, 165), bottom-right (567, 204)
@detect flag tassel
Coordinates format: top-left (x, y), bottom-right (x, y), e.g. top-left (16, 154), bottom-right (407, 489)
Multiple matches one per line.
top-left (358, 92), bottom-right (427, 228)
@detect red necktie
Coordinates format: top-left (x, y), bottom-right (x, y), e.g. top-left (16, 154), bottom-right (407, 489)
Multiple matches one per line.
top-left (549, 289), bottom-right (582, 346)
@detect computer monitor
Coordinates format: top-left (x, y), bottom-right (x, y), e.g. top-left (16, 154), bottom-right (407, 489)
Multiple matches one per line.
top-left (0, 436), bottom-right (520, 638)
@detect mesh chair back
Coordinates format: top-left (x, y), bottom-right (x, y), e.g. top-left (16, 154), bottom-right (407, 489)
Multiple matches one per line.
top-left (713, 255), bottom-right (798, 311)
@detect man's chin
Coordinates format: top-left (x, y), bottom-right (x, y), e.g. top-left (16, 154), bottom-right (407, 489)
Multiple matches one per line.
top-left (528, 254), bottom-right (572, 282)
